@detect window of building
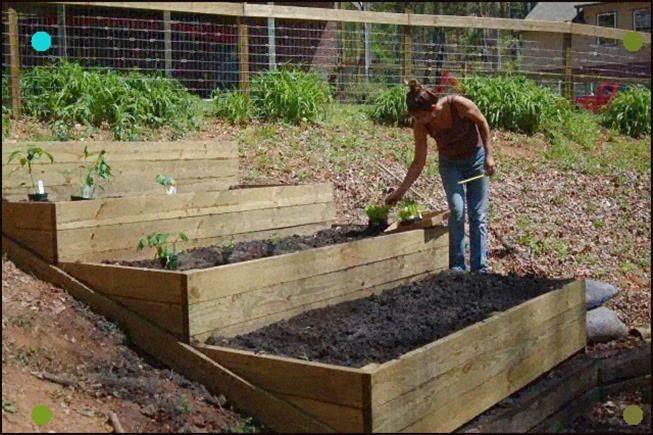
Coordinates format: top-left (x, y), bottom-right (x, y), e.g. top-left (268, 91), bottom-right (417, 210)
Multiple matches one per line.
top-left (633, 9), bottom-right (651, 33)
top-left (597, 11), bottom-right (617, 46)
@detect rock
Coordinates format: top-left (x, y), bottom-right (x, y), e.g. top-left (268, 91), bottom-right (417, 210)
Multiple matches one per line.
top-left (585, 279), bottom-right (618, 310)
top-left (587, 307), bottom-right (628, 343)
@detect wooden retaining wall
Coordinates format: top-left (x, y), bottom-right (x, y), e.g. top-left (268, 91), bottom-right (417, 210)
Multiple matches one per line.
top-left (60, 226), bottom-right (448, 340)
top-left (2, 183), bottom-right (336, 262)
top-left (195, 280), bottom-right (586, 432)
top-left (2, 140), bottom-right (238, 201)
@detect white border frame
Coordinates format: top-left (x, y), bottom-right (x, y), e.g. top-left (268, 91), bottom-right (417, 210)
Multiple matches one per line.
top-left (596, 11), bottom-right (617, 47)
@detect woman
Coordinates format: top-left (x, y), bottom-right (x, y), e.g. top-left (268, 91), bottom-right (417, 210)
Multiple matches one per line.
top-left (385, 80), bottom-right (495, 273)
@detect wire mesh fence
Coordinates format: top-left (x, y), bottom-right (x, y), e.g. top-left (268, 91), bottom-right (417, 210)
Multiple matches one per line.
top-left (2, 3), bottom-right (651, 104)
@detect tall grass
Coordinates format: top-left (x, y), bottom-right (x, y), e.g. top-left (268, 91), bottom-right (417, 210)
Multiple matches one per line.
top-left (213, 68), bottom-right (332, 124)
top-left (20, 61), bottom-right (202, 140)
top-left (369, 85), bottom-right (411, 127)
top-left (601, 85), bottom-right (651, 138)
top-left (460, 75), bottom-right (572, 135)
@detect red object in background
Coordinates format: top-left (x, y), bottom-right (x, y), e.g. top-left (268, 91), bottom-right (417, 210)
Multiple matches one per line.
top-left (575, 82), bottom-right (628, 113)
top-left (435, 71), bottom-right (460, 95)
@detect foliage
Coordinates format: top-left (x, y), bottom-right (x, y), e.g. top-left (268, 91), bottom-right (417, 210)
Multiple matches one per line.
top-left (601, 86), bottom-right (651, 138)
top-left (2, 73), bottom-right (9, 115)
top-left (460, 74), bottom-right (572, 135)
top-left (78, 146), bottom-right (112, 198)
top-left (155, 174), bottom-right (176, 187)
top-left (213, 90), bottom-right (255, 125)
top-left (398, 199), bottom-right (423, 222)
top-left (369, 85), bottom-right (411, 127)
top-left (137, 232), bottom-right (189, 270)
top-left (7, 145), bottom-right (54, 192)
top-left (20, 61), bottom-right (202, 140)
top-left (365, 204), bottom-right (390, 223)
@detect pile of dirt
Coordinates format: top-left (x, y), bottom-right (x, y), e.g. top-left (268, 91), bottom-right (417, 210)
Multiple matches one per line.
top-left (207, 272), bottom-right (571, 367)
top-left (117, 224), bottom-right (382, 271)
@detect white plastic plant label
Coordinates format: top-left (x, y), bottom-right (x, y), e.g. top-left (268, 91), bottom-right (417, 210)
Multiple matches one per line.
top-left (82, 184), bottom-right (92, 198)
top-left (167, 185), bottom-right (177, 195)
top-left (36, 180), bottom-right (45, 194)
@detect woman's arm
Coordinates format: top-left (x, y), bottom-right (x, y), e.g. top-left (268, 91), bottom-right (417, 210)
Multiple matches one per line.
top-left (385, 123), bottom-right (428, 205)
top-left (452, 96), bottom-right (495, 175)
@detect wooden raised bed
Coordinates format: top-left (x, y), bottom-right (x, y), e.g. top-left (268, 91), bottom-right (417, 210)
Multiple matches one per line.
top-left (194, 279), bottom-right (586, 432)
top-left (2, 139), bottom-right (238, 201)
top-left (59, 227), bottom-right (449, 340)
top-left (2, 183), bottom-right (335, 263)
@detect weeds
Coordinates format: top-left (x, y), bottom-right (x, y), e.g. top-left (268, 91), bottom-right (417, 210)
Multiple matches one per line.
top-left (365, 204), bottom-right (390, 224)
top-left (213, 91), bottom-right (255, 125)
top-left (601, 85), bottom-right (651, 138)
top-left (369, 85), bottom-right (411, 127)
top-left (398, 199), bottom-right (423, 222)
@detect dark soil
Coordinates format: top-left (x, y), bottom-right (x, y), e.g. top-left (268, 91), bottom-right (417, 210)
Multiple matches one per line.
top-left (206, 272), bottom-right (572, 368)
top-left (116, 224), bottom-right (382, 271)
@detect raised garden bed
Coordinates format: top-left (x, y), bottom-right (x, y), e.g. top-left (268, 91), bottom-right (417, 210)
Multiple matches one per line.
top-left (59, 226), bottom-right (449, 340)
top-left (195, 278), bottom-right (586, 432)
top-left (2, 183), bottom-right (335, 263)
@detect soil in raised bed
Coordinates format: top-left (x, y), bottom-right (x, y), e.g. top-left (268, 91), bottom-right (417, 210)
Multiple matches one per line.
top-left (206, 272), bottom-right (573, 367)
top-left (115, 225), bottom-right (383, 271)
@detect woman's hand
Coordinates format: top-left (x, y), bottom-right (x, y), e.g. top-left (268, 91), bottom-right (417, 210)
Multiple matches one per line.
top-left (484, 155), bottom-right (496, 176)
top-left (384, 188), bottom-right (404, 206)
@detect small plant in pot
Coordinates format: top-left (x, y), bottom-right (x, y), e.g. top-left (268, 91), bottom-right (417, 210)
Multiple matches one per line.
top-left (7, 145), bottom-right (54, 202)
top-left (365, 204), bottom-right (391, 231)
top-left (155, 174), bottom-right (177, 195)
top-left (137, 232), bottom-right (190, 270)
top-left (71, 146), bottom-right (112, 201)
top-left (398, 199), bottom-right (423, 224)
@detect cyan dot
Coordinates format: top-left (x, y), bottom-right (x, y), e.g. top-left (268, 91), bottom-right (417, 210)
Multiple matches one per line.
top-left (31, 31), bottom-right (52, 52)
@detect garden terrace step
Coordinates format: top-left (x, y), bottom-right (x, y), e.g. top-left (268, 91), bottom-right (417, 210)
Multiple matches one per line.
top-left (59, 226), bottom-right (449, 340)
top-left (2, 183), bottom-right (335, 262)
top-left (2, 140), bottom-right (238, 201)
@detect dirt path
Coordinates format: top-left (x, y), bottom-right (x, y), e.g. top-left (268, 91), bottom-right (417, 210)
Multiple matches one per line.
top-left (1, 258), bottom-right (254, 433)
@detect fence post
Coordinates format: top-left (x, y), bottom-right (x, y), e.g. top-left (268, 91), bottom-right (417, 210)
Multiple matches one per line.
top-left (267, 2), bottom-right (276, 70)
top-left (163, 11), bottom-right (172, 77)
top-left (57, 4), bottom-right (67, 58)
top-left (401, 17), bottom-right (412, 82)
top-left (238, 16), bottom-right (249, 91)
top-left (8, 6), bottom-right (21, 119)
top-left (563, 33), bottom-right (573, 101)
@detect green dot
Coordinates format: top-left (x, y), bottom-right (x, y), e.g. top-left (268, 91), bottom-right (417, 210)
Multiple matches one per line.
top-left (31, 404), bottom-right (53, 427)
top-left (623, 32), bottom-right (644, 52)
top-left (623, 404), bottom-right (644, 426)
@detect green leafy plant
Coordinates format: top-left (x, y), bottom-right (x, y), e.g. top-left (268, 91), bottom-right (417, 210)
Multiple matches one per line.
top-left (601, 85), bottom-right (651, 138)
top-left (155, 174), bottom-right (175, 187)
top-left (7, 145), bottom-right (54, 194)
top-left (398, 199), bottom-right (423, 222)
top-left (77, 146), bottom-right (111, 198)
top-left (369, 85), bottom-right (411, 127)
top-left (137, 232), bottom-right (189, 270)
top-left (213, 90), bottom-right (255, 125)
top-left (365, 204), bottom-right (391, 224)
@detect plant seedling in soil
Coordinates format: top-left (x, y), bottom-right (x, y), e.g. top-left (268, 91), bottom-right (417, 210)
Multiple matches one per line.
top-left (398, 199), bottom-right (423, 223)
top-left (7, 145), bottom-right (54, 201)
top-left (137, 232), bottom-right (190, 270)
top-left (72, 146), bottom-right (112, 200)
top-left (155, 174), bottom-right (176, 195)
top-left (365, 204), bottom-right (391, 230)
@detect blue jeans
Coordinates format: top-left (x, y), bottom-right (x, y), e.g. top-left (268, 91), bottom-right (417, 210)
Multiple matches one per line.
top-left (438, 146), bottom-right (489, 271)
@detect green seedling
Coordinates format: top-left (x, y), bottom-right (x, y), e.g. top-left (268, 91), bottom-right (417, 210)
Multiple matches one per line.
top-left (137, 232), bottom-right (189, 270)
top-left (398, 199), bottom-right (423, 223)
top-left (365, 204), bottom-right (391, 224)
top-left (77, 146), bottom-right (112, 199)
top-left (7, 145), bottom-right (54, 196)
top-left (155, 174), bottom-right (176, 194)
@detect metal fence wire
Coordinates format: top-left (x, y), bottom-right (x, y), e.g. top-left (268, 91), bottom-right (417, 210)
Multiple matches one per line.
top-left (2, 3), bottom-right (651, 101)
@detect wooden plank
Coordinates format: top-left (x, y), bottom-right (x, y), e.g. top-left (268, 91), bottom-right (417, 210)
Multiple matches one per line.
top-left (372, 305), bottom-right (585, 432)
top-left (54, 184), bottom-right (334, 228)
top-left (8, 6), bottom-right (21, 118)
top-left (187, 227), bottom-right (447, 304)
top-left (370, 280), bottom-right (585, 407)
top-left (64, 222), bottom-right (333, 263)
top-left (56, 202), bottom-right (335, 261)
top-left (238, 16), bottom-right (249, 91)
top-left (110, 294), bottom-right (185, 337)
top-left (59, 262), bottom-right (185, 304)
top-left (197, 344), bottom-right (367, 409)
top-left (401, 316), bottom-right (586, 432)
top-left (1, 235), bottom-right (335, 432)
top-left (2, 201), bottom-right (57, 262)
top-left (198, 269), bottom-right (437, 341)
top-left (275, 393), bottom-right (365, 433)
top-left (188, 244), bottom-right (447, 337)
top-left (49, 1), bottom-right (651, 41)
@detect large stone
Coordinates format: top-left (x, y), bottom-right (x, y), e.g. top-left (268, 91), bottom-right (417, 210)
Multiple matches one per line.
top-left (585, 279), bottom-right (619, 310)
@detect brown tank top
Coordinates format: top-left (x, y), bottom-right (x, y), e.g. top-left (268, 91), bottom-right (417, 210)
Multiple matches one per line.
top-left (428, 95), bottom-right (483, 160)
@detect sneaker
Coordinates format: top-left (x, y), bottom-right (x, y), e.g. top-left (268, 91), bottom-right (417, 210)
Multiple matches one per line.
top-left (474, 267), bottom-right (490, 274)
top-left (449, 266), bottom-right (466, 274)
